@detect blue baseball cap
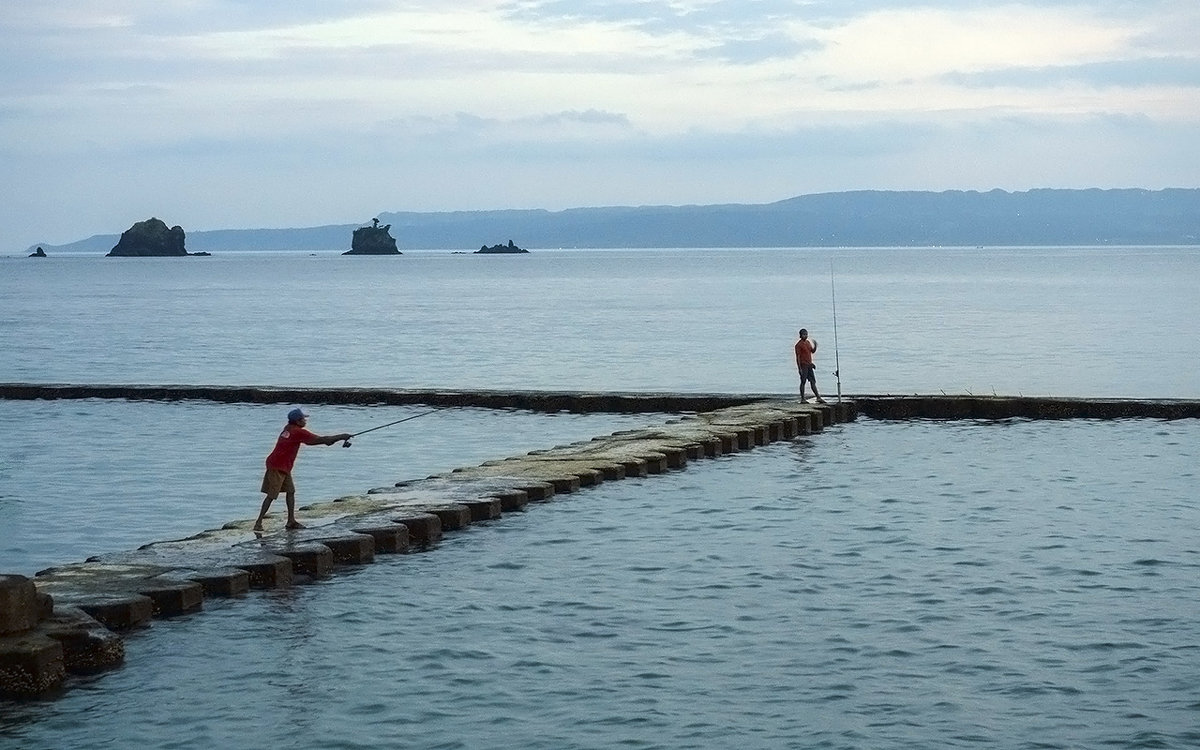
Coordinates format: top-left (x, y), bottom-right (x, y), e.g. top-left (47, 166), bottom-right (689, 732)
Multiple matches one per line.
top-left (287, 407), bottom-right (308, 422)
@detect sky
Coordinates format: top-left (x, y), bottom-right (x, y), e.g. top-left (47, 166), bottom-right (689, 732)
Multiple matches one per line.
top-left (2, 0), bottom-right (1198, 251)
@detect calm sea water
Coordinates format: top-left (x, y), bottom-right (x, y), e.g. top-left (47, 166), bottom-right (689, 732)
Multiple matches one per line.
top-left (2, 420), bottom-right (1197, 749)
top-left (1, 248), bottom-right (1198, 748)
top-left (2, 247), bottom-right (1198, 396)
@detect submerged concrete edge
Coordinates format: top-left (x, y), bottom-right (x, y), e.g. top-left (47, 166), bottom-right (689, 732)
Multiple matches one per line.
top-left (0, 383), bottom-right (765, 414)
top-left (1, 384), bottom-right (1196, 419)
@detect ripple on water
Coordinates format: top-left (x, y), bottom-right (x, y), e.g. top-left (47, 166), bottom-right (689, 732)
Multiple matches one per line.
top-left (3, 419), bottom-right (1199, 749)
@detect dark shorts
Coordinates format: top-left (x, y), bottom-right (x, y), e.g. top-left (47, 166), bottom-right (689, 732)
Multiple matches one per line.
top-left (261, 468), bottom-right (295, 496)
top-left (799, 364), bottom-right (817, 384)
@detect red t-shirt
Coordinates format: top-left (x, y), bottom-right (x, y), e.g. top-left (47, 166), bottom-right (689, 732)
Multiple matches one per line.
top-left (795, 339), bottom-right (815, 366)
top-left (265, 425), bottom-right (317, 472)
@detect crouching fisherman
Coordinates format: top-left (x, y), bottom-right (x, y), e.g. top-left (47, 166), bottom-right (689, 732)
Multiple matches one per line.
top-left (254, 407), bottom-right (351, 531)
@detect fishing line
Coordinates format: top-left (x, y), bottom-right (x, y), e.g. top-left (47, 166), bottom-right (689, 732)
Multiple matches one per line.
top-left (342, 408), bottom-right (441, 447)
top-left (830, 260), bottom-right (842, 403)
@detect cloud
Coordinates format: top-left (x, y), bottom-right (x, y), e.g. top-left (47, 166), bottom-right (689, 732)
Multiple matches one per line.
top-left (1, 0), bottom-right (1198, 250)
top-left (944, 56), bottom-right (1200, 89)
top-left (695, 31), bottom-right (822, 64)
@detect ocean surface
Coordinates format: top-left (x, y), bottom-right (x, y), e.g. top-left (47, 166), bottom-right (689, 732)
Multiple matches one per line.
top-left (1, 247), bottom-right (1198, 749)
top-left (2, 246), bottom-right (1198, 397)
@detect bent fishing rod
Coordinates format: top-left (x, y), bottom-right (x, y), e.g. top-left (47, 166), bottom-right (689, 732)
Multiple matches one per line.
top-left (831, 260), bottom-right (842, 403)
top-left (342, 408), bottom-right (441, 447)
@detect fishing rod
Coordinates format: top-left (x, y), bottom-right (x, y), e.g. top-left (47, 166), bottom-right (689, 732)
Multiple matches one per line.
top-left (342, 408), bottom-right (441, 447)
top-left (830, 260), bottom-right (842, 403)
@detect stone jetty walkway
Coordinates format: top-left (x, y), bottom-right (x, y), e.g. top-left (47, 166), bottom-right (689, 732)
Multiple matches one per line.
top-left (1, 396), bottom-right (852, 699)
top-left (5, 385), bottom-right (1196, 699)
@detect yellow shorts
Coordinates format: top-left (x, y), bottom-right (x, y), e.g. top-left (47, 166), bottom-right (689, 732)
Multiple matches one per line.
top-left (260, 468), bottom-right (295, 496)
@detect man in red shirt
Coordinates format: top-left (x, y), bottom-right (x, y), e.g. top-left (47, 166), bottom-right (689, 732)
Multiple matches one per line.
top-left (794, 328), bottom-right (826, 404)
top-left (254, 408), bottom-right (352, 531)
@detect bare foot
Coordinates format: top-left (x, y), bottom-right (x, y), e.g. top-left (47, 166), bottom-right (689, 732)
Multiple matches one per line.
top-left (252, 522), bottom-right (264, 532)
top-left (285, 521), bottom-right (305, 530)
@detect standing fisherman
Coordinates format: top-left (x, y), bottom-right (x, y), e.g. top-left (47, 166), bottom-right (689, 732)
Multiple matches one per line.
top-left (254, 408), bottom-right (352, 531)
top-left (795, 329), bottom-right (826, 404)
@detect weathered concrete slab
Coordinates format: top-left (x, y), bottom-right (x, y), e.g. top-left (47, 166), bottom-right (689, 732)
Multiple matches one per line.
top-left (93, 535), bottom-right (295, 590)
top-left (463, 498), bottom-right (503, 522)
top-left (0, 632), bottom-right (64, 698)
top-left (40, 607), bottom-right (124, 675)
top-left (340, 522), bottom-right (410, 554)
top-left (0, 575), bottom-right (40, 635)
top-left (491, 489), bottom-right (530, 511)
top-left (278, 530), bottom-right (376, 565)
top-left (246, 541), bottom-right (334, 578)
top-left (34, 563), bottom-right (203, 623)
top-left (164, 567), bottom-right (251, 597)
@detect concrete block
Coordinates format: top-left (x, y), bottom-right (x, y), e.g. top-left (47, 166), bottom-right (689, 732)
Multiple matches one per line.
top-left (701, 437), bottom-right (723, 457)
top-left (573, 469), bottom-right (603, 487)
top-left (175, 568), bottom-right (251, 597)
top-left (660, 447), bottom-right (687, 469)
top-left (272, 545), bottom-right (334, 578)
top-left (620, 458), bottom-right (649, 477)
top-left (347, 523), bottom-right (410, 554)
top-left (0, 575), bottom-right (40, 635)
top-left (491, 490), bottom-right (529, 512)
top-left (546, 475), bottom-right (581, 493)
top-left (781, 416), bottom-right (799, 436)
top-left (517, 482), bottom-right (555, 501)
top-left (464, 498), bottom-right (502, 521)
top-left (238, 558), bottom-right (293, 589)
top-left (767, 422), bottom-right (784, 442)
top-left (138, 580), bottom-right (204, 617)
top-left (794, 413), bottom-right (812, 434)
top-left (423, 505), bottom-right (472, 531)
top-left (67, 594), bottom-right (155, 630)
top-left (639, 454), bottom-right (669, 474)
top-left (296, 533), bottom-right (375, 565)
top-left (0, 633), bottom-right (65, 698)
top-left (591, 463), bottom-right (626, 481)
top-left (392, 512), bottom-right (443, 545)
top-left (40, 607), bottom-right (124, 674)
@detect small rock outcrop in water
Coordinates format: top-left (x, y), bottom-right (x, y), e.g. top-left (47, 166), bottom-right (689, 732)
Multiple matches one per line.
top-left (29, 247), bottom-right (47, 258)
top-left (106, 218), bottom-right (189, 257)
top-left (476, 240), bottom-right (528, 254)
top-left (343, 218), bottom-right (401, 255)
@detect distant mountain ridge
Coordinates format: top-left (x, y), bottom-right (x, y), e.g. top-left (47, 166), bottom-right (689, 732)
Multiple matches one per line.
top-left (30, 189), bottom-right (1200, 254)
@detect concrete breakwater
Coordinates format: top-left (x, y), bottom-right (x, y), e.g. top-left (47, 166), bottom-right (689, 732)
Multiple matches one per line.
top-left (853, 394), bottom-right (1200, 420)
top-left (0, 397), bottom-right (850, 699)
top-left (1, 383), bottom-right (1197, 419)
top-left (3, 386), bottom-right (1196, 699)
top-left (0, 383), bottom-right (764, 414)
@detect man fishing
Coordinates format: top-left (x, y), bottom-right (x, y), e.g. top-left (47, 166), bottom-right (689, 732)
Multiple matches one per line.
top-left (254, 407), bottom-right (352, 531)
top-left (794, 328), bottom-right (826, 404)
